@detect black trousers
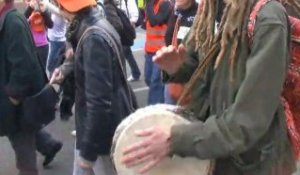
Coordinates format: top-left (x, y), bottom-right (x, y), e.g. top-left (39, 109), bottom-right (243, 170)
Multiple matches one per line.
top-left (8, 130), bottom-right (37, 175)
top-left (8, 129), bottom-right (59, 175)
top-left (36, 44), bottom-right (49, 72)
top-left (35, 129), bottom-right (59, 156)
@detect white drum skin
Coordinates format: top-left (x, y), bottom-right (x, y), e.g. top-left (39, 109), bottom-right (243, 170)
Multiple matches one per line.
top-left (112, 104), bottom-right (214, 175)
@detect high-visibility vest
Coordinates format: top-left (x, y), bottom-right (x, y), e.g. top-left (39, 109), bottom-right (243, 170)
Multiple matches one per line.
top-left (145, 0), bottom-right (168, 53)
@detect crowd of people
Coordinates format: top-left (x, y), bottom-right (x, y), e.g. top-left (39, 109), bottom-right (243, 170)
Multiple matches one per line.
top-left (1, 0), bottom-right (300, 175)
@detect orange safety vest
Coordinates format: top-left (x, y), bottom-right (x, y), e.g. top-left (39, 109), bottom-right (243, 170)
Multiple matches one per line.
top-left (145, 0), bottom-right (168, 53)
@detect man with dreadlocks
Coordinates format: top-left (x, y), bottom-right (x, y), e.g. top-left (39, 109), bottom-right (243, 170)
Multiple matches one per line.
top-left (121, 0), bottom-right (297, 174)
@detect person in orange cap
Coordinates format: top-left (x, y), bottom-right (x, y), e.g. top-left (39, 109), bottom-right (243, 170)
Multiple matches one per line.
top-left (57, 0), bottom-right (96, 12)
top-left (51, 0), bottom-right (137, 175)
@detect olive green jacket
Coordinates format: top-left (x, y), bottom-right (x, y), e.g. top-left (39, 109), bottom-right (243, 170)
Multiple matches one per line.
top-left (168, 1), bottom-right (296, 174)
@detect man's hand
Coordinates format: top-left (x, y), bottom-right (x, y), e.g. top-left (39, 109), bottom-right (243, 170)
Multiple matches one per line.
top-left (153, 44), bottom-right (187, 75)
top-left (131, 22), bottom-right (136, 29)
top-left (78, 159), bottom-right (93, 169)
top-left (122, 126), bottom-right (172, 174)
top-left (50, 68), bottom-right (64, 85)
top-left (65, 48), bottom-right (74, 60)
top-left (78, 156), bottom-right (95, 170)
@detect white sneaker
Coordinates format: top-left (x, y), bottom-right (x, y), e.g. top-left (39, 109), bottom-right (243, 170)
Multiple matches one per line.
top-left (127, 75), bottom-right (140, 82)
top-left (71, 130), bottom-right (76, 137)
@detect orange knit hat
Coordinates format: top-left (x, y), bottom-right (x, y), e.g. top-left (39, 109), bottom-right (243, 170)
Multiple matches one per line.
top-left (56, 0), bottom-right (97, 12)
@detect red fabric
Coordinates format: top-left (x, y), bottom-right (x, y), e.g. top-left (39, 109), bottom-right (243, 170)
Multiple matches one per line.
top-left (290, 16), bottom-right (300, 43)
top-left (249, 0), bottom-right (300, 160)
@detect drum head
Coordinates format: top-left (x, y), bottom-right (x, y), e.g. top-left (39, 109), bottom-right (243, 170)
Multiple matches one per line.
top-left (112, 104), bottom-right (213, 175)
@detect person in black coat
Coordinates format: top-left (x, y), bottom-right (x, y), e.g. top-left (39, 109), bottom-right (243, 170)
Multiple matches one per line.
top-left (1, 1), bottom-right (62, 171)
top-left (0, 0), bottom-right (52, 174)
top-left (51, 0), bottom-right (137, 174)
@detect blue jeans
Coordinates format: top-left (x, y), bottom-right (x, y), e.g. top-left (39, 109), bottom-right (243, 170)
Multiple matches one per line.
top-left (47, 41), bottom-right (65, 76)
top-left (123, 46), bottom-right (141, 79)
top-left (144, 52), bottom-right (164, 105)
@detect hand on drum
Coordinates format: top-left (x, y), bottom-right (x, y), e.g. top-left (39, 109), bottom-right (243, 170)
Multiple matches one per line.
top-left (122, 126), bottom-right (172, 174)
top-left (153, 44), bottom-right (187, 75)
top-left (78, 159), bottom-right (93, 169)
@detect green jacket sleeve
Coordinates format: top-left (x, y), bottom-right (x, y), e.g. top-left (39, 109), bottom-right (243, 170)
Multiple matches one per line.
top-left (170, 2), bottom-right (289, 159)
top-left (5, 12), bottom-right (44, 99)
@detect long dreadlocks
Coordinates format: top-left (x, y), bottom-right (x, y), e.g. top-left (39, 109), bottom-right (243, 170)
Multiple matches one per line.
top-left (179, 0), bottom-right (300, 104)
top-left (179, 0), bottom-right (253, 103)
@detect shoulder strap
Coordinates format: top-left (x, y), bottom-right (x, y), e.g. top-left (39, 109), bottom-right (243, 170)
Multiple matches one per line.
top-left (248, 0), bottom-right (271, 45)
top-left (76, 20), bottom-right (125, 75)
top-left (76, 19), bottom-right (135, 111)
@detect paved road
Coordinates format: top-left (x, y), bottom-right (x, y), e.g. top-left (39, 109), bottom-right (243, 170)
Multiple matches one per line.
top-left (0, 29), bottom-right (147, 175)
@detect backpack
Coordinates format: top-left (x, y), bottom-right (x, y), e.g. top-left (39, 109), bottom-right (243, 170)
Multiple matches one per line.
top-left (101, 0), bottom-right (136, 46)
top-left (248, 0), bottom-right (300, 159)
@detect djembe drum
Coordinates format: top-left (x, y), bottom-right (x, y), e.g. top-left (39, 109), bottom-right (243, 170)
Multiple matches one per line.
top-left (112, 104), bottom-right (214, 175)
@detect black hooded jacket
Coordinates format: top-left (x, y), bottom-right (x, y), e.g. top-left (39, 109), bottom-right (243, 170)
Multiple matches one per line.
top-left (67, 7), bottom-right (137, 162)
